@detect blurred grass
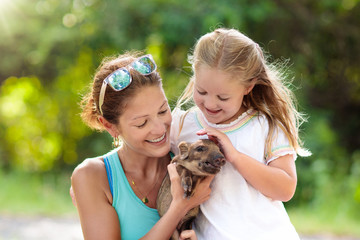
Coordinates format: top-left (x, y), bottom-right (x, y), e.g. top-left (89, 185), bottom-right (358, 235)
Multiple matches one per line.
top-left (0, 170), bottom-right (77, 217)
top-left (1, 171), bottom-right (360, 238)
top-left (289, 206), bottom-right (360, 238)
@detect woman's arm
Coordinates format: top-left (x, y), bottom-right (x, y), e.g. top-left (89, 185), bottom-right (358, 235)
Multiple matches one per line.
top-left (140, 163), bottom-right (213, 240)
top-left (72, 161), bottom-right (212, 240)
top-left (197, 128), bottom-right (297, 202)
top-left (71, 158), bottom-right (121, 240)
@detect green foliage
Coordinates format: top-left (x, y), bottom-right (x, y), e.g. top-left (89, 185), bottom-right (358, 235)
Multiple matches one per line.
top-left (0, 0), bottom-right (360, 234)
top-left (0, 76), bottom-right (61, 171)
top-left (0, 49), bottom-right (94, 171)
top-left (288, 110), bottom-right (360, 229)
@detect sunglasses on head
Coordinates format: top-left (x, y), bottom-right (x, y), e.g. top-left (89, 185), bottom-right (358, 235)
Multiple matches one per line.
top-left (98, 54), bottom-right (157, 115)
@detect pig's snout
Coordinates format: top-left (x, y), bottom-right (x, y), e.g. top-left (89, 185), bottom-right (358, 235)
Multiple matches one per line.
top-left (213, 153), bottom-right (226, 167)
top-left (214, 157), bottom-right (225, 167)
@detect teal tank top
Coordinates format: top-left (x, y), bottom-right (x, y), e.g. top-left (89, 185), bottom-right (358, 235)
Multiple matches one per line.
top-left (103, 149), bottom-right (160, 240)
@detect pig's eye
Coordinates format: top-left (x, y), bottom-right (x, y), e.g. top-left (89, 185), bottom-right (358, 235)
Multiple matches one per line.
top-left (195, 146), bottom-right (206, 152)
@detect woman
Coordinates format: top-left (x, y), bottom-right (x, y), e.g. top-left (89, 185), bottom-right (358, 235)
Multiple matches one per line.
top-left (71, 52), bottom-right (212, 239)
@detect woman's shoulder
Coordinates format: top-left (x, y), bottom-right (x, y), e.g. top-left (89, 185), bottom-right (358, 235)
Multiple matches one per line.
top-left (71, 156), bottom-right (114, 222)
top-left (72, 157), bottom-right (107, 184)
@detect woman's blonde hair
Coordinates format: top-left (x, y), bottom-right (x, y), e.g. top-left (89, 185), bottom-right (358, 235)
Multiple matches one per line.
top-left (176, 28), bottom-right (310, 156)
top-left (81, 51), bottom-right (162, 131)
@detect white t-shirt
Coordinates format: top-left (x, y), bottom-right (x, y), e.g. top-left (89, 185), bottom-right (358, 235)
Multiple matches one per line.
top-left (170, 107), bottom-right (300, 240)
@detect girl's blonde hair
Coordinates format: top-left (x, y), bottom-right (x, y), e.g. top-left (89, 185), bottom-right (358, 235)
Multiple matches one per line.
top-left (176, 28), bottom-right (310, 156)
top-left (81, 51), bottom-right (162, 131)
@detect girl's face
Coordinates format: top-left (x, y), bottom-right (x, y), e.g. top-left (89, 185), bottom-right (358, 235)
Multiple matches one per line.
top-left (118, 85), bottom-right (172, 157)
top-left (194, 65), bottom-right (252, 125)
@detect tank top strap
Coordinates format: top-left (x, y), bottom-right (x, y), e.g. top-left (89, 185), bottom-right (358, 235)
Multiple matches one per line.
top-left (102, 149), bottom-right (161, 238)
top-left (103, 149), bottom-right (123, 197)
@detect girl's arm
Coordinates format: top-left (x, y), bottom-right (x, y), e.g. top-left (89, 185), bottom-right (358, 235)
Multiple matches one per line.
top-left (140, 163), bottom-right (213, 240)
top-left (197, 128), bottom-right (297, 202)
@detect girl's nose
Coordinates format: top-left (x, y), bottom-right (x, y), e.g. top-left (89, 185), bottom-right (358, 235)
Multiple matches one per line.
top-left (204, 96), bottom-right (217, 110)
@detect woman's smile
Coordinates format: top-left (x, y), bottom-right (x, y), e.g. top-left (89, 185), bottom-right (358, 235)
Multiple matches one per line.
top-left (146, 132), bottom-right (166, 144)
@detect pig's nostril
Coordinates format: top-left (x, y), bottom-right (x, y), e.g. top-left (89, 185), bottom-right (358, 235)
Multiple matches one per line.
top-left (215, 158), bottom-right (226, 166)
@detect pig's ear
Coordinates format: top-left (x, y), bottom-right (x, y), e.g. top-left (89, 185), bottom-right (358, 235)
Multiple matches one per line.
top-left (178, 142), bottom-right (189, 160)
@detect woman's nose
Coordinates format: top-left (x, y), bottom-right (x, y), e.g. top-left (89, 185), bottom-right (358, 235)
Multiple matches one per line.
top-left (151, 119), bottom-right (166, 134)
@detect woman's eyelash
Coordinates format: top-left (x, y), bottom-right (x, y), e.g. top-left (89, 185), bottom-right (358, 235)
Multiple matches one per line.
top-left (197, 90), bottom-right (206, 95)
top-left (136, 121), bottom-right (147, 128)
top-left (159, 109), bottom-right (168, 114)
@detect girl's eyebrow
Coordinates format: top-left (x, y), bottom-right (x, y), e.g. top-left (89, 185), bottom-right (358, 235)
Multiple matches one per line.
top-left (196, 86), bottom-right (206, 92)
top-left (131, 101), bottom-right (168, 121)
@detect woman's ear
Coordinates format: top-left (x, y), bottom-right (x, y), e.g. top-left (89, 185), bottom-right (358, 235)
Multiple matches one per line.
top-left (98, 116), bottom-right (120, 137)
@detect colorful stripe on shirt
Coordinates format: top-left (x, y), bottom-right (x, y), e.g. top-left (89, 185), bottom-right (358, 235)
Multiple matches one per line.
top-left (195, 109), bottom-right (259, 134)
top-left (265, 145), bottom-right (295, 163)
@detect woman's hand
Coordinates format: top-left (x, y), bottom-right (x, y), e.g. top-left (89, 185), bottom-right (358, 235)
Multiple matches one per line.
top-left (167, 163), bottom-right (213, 212)
top-left (197, 128), bottom-right (237, 163)
top-left (180, 230), bottom-right (198, 240)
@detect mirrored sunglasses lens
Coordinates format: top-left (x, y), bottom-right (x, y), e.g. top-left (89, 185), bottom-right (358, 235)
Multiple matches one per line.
top-left (108, 69), bottom-right (131, 90)
top-left (132, 57), bottom-right (156, 75)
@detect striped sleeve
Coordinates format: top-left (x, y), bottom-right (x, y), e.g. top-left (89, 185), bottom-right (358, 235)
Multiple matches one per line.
top-left (265, 126), bottom-right (297, 164)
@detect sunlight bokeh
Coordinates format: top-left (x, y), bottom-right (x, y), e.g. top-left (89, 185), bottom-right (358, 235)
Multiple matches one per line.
top-left (0, 0), bottom-right (359, 239)
top-left (0, 0), bottom-right (19, 37)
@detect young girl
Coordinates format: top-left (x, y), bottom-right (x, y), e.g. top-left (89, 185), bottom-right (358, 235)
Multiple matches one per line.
top-left (71, 52), bottom-right (212, 239)
top-left (171, 28), bottom-right (310, 239)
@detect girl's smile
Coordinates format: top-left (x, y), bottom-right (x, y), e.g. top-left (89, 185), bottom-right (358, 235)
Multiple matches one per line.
top-left (205, 107), bottom-right (221, 114)
top-left (194, 66), bottom-right (253, 125)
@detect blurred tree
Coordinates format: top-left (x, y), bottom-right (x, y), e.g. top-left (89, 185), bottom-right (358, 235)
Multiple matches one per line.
top-left (0, 0), bottom-right (359, 215)
top-left (270, 0), bottom-right (360, 160)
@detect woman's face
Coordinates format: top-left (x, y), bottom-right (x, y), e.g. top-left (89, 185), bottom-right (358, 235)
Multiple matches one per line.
top-left (118, 85), bottom-right (172, 157)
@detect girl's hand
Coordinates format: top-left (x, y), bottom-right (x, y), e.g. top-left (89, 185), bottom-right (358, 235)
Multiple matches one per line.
top-left (167, 163), bottom-right (213, 212)
top-left (179, 229), bottom-right (198, 240)
top-left (197, 128), bottom-right (237, 162)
